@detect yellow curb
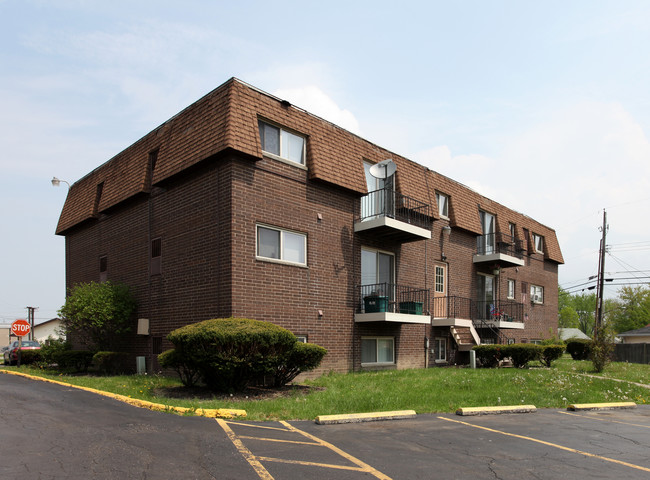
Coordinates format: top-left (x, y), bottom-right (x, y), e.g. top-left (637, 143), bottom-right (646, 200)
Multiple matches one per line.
top-left (315, 410), bottom-right (416, 425)
top-left (568, 402), bottom-right (636, 411)
top-left (0, 369), bottom-right (246, 419)
top-left (456, 405), bottom-right (537, 416)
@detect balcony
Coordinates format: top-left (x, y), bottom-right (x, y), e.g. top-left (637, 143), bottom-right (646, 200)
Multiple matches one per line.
top-left (432, 296), bottom-right (524, 330)
top-left (355, 283), bottom-right (431, 324)
top-left (354, 187), bottom-right (432, 243)
top-left (474, 233), bottom-right (525, 268)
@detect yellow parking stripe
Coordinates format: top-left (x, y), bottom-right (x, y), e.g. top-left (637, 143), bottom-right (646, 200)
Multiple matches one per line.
top-left (438, 416), bottom-right (650, 474)
top-left (559, 410), bottom-right (650, 429)
top-left (216, 418), bottom-right (274, 480)
top-left (238, 435), bottom-right (320, 446)
top-left (279, 421), bottom-right (392, 480)
top-left (257, 456), bottom-right (369, 472)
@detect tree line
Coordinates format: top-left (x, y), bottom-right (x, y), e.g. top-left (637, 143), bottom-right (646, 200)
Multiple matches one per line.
top-left (559, 285), bottom-right (650, 336)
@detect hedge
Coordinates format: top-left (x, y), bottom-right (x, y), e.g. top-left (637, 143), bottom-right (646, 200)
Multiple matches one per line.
top-left (273, 342), bottom-right (328, 387)
top-left (165, 318), bottom-right (323, 391)
top-left (93, 351), bottom-right (133, 375)
top-left (473, 343), bottom-right (564, 368)
top-left (566, 340), bottom-right (591, 360)
top-left (55, 350), bottom-right (95, 373)
top-left (540, 345), bottom-right (565, 367)
top-left (158, 348), bottom-right (201, 387)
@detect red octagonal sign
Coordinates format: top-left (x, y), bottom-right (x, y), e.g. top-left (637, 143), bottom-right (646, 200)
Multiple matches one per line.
top-left (11, 319), bottom-right (31, 337)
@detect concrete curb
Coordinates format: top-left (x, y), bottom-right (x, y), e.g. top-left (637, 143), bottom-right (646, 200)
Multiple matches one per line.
top-left (456, 405), bottom-right (537, 416)
top-left (568, 402), bottom-right (637, 411)
top-left (0, 369), bottom-right (246, 419)
top-left (315, 410), bottom-right (417, 425)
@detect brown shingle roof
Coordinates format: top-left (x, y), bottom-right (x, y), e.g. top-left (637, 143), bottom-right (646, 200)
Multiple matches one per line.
top-left (55, 78), bottom-right (564, 264)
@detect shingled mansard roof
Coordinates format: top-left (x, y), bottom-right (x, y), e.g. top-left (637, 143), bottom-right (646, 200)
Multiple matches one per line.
top-left (56, 77), bottom-right (564, 264)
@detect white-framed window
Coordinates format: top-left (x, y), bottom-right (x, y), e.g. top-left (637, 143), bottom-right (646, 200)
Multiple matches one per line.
top-left (258, 120), bottom-right (306, 165)
top-left (296, 335), bottom-right (308, 343)
top-left (256, 224), bottom-right (307, 266)
top-left (507, 279), bottom-right (515, 299)
top-left (435, 265), bottom-right (445, 293)
top-left (530, 284), bottom-right (544, 304)
top-left (435, 337), bottom-right (447, 362)
top-left (532, 233), bottom-right (544, 253)
top-left (509, 222), bottom-right (516, 238)
top-left (361, 337), bottom-right (394, 364)
top-left (531, 339), bottom-right (542, 345)
top-left (436, 192), bottom-right (449, 218)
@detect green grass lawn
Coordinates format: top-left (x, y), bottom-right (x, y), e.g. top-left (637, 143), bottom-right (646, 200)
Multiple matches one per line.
top-left (3, 356), bottom-right (649, 421)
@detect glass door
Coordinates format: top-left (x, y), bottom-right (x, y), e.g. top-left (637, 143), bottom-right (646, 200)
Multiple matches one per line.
top-left (479, 211), bottom-right (495, 254)
top-left (476, 274), bottom-right (495, 320)
top-left (361, 248), bottom-right (395, 311)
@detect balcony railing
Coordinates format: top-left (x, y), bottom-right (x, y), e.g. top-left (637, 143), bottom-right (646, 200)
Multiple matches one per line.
top-left (476, 232), bottom-right (524, 259)
top-left (358, 187), bottom-right (431, 230)
top-left (357, 283), bottom-right (430, 315)
top-left (432, 296), bottom-right (524, 324)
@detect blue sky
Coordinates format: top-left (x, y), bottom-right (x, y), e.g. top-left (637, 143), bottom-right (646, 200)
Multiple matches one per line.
top-left (2, 0), bottom-right (650, 324)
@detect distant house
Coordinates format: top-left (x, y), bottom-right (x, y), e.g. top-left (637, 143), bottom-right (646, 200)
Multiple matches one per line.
top-left (34, 318), bottom-right (64, 343)
top-left (558, 328), bottom-right (590, 342)
top-left (616, 325), bottom-right (650, 344)
top-left (55, 77), bottom-right (564, 374)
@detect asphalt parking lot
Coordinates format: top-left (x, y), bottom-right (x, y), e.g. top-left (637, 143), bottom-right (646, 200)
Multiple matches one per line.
top-left (2, 371), bottom-right (650, 479)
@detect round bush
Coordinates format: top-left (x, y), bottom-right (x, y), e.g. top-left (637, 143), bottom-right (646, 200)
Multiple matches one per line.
top-left (566, 340), bottom-right (591, 360)
top-left (506, 344), bottom-right (542, 368)
top-left (273, 341), bottom-right (327, 387)
top-left (540, 344), bottom-right (565, 367)
top-left (472, 345), bottom-right (503, 368)
top-left (167, 318), bottom-right (298, 391)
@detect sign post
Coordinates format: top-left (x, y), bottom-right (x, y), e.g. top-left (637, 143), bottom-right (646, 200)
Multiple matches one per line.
top-left (11, 319), bottom-right (31, 367)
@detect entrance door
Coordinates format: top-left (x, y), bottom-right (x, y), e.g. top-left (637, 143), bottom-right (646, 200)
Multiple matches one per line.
top-left (433, 264), bottom-right (447, 318)
top-left (476, 274), bottom-right (495, 320)
top-left (361, 248), bottom-right (395, 309)
top-left (362, 162), bottom-right (394, 220)
top-left (479, 211), bottom-right (495, 254)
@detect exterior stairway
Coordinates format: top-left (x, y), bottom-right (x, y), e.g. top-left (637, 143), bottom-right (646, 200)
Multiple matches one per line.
top-left (450, 325), bottom-right (480, 351)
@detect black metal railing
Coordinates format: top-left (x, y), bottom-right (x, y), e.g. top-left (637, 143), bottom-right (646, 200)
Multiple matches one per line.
top-left (357, 283), bottom-right (430, 315)
top-left (358, 187), bottom-right (431, 229)
top-left (474, 300), bottom-right (523, 323)
top-left (432, 296), bottom-right (522, 344)
top-left (476, 232), bottom-right (524, 258)
top-left (432, 296), bottom-right (472, 319)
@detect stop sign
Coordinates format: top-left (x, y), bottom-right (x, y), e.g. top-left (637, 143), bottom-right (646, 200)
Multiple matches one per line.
top-left (11, 319), bottom-right (31, 337)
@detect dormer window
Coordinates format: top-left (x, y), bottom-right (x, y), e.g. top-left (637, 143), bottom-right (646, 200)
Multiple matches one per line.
top-left (258, 120), bottom-right (305, 165)
top-left (436, 192), bottom-right (449, 218)
top-left (533, 233), bottom-right (544, 253)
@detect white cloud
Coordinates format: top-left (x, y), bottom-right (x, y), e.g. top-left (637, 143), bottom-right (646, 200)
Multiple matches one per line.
top-left (273, 85), bottom-right (361, 135)
top-left (413, 101), bottom-right (650, 292)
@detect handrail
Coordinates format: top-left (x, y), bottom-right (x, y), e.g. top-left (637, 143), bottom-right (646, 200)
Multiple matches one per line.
top-left (357, 283), bottom-right (429, 314)
top-left (476, 232), bottom-right (524, 259)
top-left (358, 187), bottom-right (431, 229)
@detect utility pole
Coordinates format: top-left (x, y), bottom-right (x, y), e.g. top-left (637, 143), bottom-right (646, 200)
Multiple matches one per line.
top-left (26, 306), bottom-right (37, 341)
top-left (594, 210), bottom-right (608, 338)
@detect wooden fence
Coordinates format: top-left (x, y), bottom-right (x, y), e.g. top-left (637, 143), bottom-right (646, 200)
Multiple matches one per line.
top-left (614, 343), bottom-right (650, 364)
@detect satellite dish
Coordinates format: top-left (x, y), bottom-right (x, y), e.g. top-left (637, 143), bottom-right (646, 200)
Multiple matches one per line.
top-left (369, 159), bottom-right (396, 179)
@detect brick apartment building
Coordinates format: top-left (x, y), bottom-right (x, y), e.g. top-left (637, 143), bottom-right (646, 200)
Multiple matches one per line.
top-left (55, 77), bottom-right (564, 374)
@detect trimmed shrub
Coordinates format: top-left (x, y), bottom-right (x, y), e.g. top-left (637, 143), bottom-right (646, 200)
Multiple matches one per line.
top-left (158, 348), bottom-right (200, 387)
top-left (273, 342), bottom-right (328, 387)
top-left (19, 349), bottom-right (42, 365)
top-left (473, 345), bottom-right (503, 368)
top-left (93, 351), bottom-right (133, 375)
top-left (566, 340), bottom-right (591, 360)
top-left (39, 337), bottom-right (71, 367)
top-left (167, 318), bottom-right (299, 392)
top-left (539, 345), bottom-right (565, 368)
top-left (56, 350), bottom-right (95, 373)
top-left (507, 344), bottom-right (542, 368)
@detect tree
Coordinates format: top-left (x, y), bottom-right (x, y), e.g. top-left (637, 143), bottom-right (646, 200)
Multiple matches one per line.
top-left (58, 281), bottom-right (137, 350)
top-left (557, 287), bottom-right (596, 336)
top-left (607, 286), bottom-right (650, 334)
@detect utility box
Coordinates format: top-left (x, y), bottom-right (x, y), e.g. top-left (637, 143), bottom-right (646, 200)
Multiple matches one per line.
top-left (136, 356), bottom-right (146, 374)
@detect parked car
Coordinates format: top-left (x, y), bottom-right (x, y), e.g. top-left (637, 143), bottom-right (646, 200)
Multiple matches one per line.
top-left (3, 340), bottom-right (41, 366)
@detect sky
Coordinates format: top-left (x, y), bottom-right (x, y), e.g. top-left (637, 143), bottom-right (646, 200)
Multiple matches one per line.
top-left (2, 0), bottom-right (650, 325)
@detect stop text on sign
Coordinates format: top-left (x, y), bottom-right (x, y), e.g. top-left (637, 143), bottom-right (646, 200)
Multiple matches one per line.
top-left (11, 319), bottom-right (31, 337)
